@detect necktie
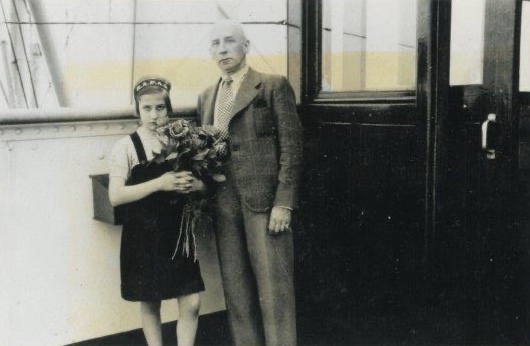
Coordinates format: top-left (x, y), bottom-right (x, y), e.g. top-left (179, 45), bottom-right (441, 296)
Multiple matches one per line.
top-left (216, 77), bottom-right (233, 139)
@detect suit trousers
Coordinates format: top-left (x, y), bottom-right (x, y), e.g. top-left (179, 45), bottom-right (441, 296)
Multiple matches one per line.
top-left (213, 177), bottom-right (297, 346)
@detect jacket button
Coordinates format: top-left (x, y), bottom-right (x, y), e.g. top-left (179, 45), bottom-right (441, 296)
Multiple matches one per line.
top-left (232, 144), bottom-right (240, 152)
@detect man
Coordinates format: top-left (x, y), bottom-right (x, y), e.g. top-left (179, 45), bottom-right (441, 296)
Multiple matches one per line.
top-left (197, 20), bottom-right (302, 346)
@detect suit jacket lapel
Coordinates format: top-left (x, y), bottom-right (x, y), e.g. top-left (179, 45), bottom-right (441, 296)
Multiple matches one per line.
top-left (202, 81), bottom-right (220, 126)
top-left (230, 68), bottom-right (261, 121)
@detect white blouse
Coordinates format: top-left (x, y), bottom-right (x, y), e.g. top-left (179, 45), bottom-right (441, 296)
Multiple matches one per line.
top-left (108, 127), bottom-right (164, 181)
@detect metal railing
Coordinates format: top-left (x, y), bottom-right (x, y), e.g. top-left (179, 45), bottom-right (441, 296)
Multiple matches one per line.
top-left (0, 106), bottom-right (197, 125)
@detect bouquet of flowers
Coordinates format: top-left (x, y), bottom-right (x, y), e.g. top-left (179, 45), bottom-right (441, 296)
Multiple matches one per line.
top-left (154, 118), bottom-right (229, 182)
top-left (152, 118), bottom-right (229, 260)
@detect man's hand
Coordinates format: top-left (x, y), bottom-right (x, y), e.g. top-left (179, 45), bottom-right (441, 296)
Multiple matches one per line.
top-left (188, 176), bottom-right (206, 193)
top-left (267, 206), bottom-right (292, 234)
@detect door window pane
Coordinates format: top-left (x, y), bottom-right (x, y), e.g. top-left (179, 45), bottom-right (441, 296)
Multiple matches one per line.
top-left (449, 0), bottom-right (486, 86)
top-left (321, 0), bottom-right (417, 92)
top-left (520, 1), bottom-right (530, 92)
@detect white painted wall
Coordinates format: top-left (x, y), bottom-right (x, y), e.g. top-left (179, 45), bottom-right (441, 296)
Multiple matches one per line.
top-left (0, 117), bottom-right (225, 346)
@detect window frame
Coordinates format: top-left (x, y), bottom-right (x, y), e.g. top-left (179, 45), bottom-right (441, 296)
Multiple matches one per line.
top-left (302, 0), bottom-right (417, 105)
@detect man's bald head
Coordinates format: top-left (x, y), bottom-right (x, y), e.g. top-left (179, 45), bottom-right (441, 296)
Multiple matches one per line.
top-left (209, 20), bottom-right (250, 75)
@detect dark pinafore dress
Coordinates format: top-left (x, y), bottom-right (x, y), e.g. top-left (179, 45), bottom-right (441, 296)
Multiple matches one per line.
top-left (120, 132), bottom-right (205, 302)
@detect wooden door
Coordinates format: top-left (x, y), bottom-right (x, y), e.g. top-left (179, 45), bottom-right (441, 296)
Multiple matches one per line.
top-left (293, 1), bottom-right (432, 344)
top-left (432, 0), bottom-right (527, 343)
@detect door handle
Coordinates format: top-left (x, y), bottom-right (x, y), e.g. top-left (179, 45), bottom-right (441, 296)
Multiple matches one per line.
top-left (481, 113), bottom-right (497, 160)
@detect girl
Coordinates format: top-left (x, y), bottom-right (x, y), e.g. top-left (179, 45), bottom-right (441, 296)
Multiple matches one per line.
top-left (108, 77), bottom-right (205, 346)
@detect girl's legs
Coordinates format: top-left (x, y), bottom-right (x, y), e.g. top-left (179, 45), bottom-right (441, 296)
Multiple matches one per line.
top-left (141, 301), bottom-right (163, 346)
top-left (176, 293), bottom-right (201, 346)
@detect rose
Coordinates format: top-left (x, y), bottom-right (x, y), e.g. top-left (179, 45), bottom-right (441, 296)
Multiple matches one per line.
top-left (191, 135), bottom-right (208, 151)
top-left (201, 125), bottom-right (221, 139)
top-left (214, 141), bottom-right (228, 159)
top-left (169, 120), bottom-right (189, 139)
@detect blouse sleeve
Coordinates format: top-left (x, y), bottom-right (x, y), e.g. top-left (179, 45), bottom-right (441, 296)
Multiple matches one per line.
top-left (108, 136), bottom-right (132, 181)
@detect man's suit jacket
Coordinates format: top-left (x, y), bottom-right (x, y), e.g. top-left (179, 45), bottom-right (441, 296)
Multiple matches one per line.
top-left (198, 68), bottom-right (303, 212)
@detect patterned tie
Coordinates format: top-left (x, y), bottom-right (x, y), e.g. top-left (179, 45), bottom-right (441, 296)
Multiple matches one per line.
top-left (216, 77), bottom-right (234, 139)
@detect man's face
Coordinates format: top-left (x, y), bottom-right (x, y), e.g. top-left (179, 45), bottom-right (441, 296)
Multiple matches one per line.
top-left (209, 23), bottom-right (249, 75)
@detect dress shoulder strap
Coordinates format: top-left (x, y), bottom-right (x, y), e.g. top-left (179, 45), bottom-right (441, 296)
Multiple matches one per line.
top-left (129, 132), bottom-right (147, 164)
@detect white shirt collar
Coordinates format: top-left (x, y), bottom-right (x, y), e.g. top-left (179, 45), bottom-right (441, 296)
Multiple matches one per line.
top-left (222, 65), bottom-right (249, 87)
top-left (137, 126), bottom-right (156, 137)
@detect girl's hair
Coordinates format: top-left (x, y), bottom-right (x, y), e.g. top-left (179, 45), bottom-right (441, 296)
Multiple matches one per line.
top-left (133, 77), bottom-right (173, 115)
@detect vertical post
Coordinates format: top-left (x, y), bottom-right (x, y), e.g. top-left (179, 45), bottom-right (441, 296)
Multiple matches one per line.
top-left (130, 0), bottom-right (137, 105)
top-left (27, 0), bottom-right (68, 106)
top-left (287, 0), bottom-right (302, 102)
top-left (329, 0), bottom-right (344, 91)
top-left (1, 40), bottom-right (15, 107)
top-left (360, 0), bottom-right (367, 89)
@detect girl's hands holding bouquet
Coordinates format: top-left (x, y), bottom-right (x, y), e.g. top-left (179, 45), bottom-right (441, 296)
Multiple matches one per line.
top-left (158, 171), bottom-right (194, 193)
top-left (158, 171), bottom-right (206, 194)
